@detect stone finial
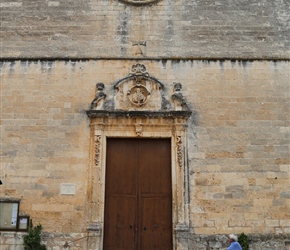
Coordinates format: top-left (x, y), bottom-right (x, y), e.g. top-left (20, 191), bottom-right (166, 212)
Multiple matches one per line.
top-left (173, 82), bottom-right (182, 92)
top-left (96, 82), bottom-right (105, 91)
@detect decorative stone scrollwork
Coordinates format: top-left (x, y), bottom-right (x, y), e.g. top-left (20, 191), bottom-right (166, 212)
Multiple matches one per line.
top-left (95, 135), bottom-right (101, 166)
top-left (176, 136), bottom-right (183, 168)
top-left (130, 63), bottom-right (149, 76)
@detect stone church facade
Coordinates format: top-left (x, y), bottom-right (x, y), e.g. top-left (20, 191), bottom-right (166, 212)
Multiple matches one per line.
top-left (0, 0), bottom-right (289, 249)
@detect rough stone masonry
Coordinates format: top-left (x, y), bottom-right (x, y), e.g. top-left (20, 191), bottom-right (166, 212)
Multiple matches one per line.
top-left (0, 0), bottom-right (289, 249)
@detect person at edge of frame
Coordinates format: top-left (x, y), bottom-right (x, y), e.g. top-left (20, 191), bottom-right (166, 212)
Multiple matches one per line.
top-left (227, 234), bottom-right (242, 250)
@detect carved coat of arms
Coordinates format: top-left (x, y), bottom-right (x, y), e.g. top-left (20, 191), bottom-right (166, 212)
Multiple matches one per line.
top-left (127, 79), bottom-right (150, 106)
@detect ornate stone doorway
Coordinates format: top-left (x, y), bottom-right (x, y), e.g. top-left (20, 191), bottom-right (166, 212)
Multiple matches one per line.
top-left (86, 64), bottom-right (192, 250)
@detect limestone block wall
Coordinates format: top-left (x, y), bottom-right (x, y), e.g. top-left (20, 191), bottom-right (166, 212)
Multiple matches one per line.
top-left (0, 60), bottom-right (92, 234)
top-left (186, 60), bottom-right (290, 236)
top-left (0, 59), bottom-right (289, 249)
top-left (1, 0), bottom-right (289, 59)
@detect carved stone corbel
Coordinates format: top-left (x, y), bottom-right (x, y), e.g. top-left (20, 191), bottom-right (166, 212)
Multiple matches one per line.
top-left (135, 126), bottom-right (143, 137)
top-left (135, 118), bottom-right (143, 137)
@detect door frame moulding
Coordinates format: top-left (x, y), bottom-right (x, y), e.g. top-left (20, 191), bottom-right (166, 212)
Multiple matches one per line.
top-left (86, 114), bottom-right (191, 250)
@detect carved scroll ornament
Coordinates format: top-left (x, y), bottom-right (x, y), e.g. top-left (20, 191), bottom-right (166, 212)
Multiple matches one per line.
top-left (176, 136), bottom-right (183, 168)
top-left (129, 63), bottom-right (149, 76)
top-left (95, 135), bottom-right (101, 166)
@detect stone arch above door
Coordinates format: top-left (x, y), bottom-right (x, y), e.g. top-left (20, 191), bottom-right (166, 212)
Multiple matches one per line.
top-left (86, 63), bottom-right (192, 250)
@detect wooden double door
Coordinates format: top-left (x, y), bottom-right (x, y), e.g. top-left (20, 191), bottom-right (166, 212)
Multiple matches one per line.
top-left (104, 138), bottom-right (173, 250)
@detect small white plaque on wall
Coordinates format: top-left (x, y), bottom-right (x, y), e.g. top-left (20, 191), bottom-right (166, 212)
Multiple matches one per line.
top-left (60, 183), bottom-right (76, 195)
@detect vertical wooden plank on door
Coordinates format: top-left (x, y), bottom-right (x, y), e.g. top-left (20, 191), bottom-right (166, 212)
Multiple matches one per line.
top-left (139, 139), bottom-right (172, 250)
top-left (104, 197), bottom-right (136, 250)
top-left (140, 198), bottom-right (172, 250)
top-left (104, 139), bottom-right (138, 250)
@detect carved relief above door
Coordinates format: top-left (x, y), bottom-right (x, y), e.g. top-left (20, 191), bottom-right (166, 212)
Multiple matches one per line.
top-left (86, 63), bottom-right (192, 250)
top-left (87, 63), bottom-right (190, 116)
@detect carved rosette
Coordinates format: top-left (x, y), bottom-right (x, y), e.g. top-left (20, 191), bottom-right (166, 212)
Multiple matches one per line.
top-left (95, 135), bottom-right (101, 166)
top-left (176, 136), bottom-right (183, 167)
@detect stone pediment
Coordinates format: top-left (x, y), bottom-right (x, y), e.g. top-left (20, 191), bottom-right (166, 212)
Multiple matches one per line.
top-left (86, 63), bottom-right (192, 118)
